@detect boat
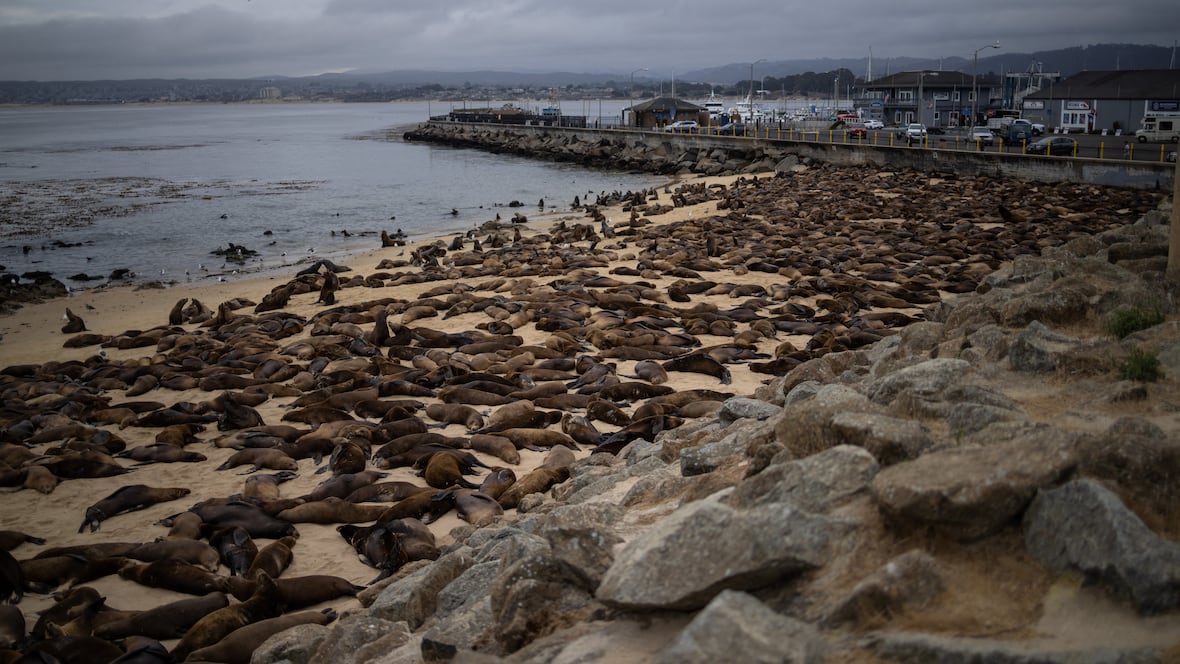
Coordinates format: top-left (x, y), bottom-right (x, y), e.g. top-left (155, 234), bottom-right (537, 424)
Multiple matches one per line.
top-left (731, 95), bottom-right (766, 123)
top-left (703, 89), bottom-right (726, 120)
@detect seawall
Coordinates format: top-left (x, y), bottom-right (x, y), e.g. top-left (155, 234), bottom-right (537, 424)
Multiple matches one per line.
top-left (403, 121), bottom-right (1175, 191)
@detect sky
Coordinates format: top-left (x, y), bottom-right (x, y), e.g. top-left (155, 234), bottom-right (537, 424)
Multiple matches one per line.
top-left (0, 0), bottom-right (1175, 81)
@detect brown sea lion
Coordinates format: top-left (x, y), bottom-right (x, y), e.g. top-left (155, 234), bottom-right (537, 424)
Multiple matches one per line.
top-left (269, 575), bottom-right (365, 610)
top-left (78, 485), bottom-right (191, 533)
top-left (216, 448), bottom-right (298, 474)
top-left (0, 604), bottom-right (25, 649)
top-left (425, 403), bottom-right (485, 431)
top-left (0, 549), bottom-right (26, 604)
top-left (126, 539), bottom-right (220, 571)
top-left (496, 467), bottom-right (569, 510)
top-left (303, 470), bottom-right (387, 502)
top-left (116, 444), bottom-right (207, 465)
top-left (627, 359), bottom-right (669, 384)
top-left (585, 398), bottom-right (632, 428)
top-left (0, 531), bottom-right (45, 552)
top-left (561, 413), bottom-right (604, 448)
top-left (165, 511), bottom-right (206, 540)
top-left (210, 527), bottom-right (256, 577)
top-left (467, 434), bottom-right (521, 465)
top-left (187, 608), bottom-right (337, 663)
top-left (343, 481), bottom-right (429, 504)
top-left (421, 452), bottom-right (480, 490)
top-left (118, 559), bottom-right (229, 596)
top-left (169, 573), bottom-right (282, 662)
top-left (661, 354), bottom-right (732, 384)
top-left (372, 490), bottom-right (449, 525)
top-left (242, 471), bottom-right (299, 501)
top-left (94, 592), bottom-right (229, 641)
top-left (276, 498), bottom-right (388, 524)
top-left (189, 502), bottom-right (299, 540)
top-left (478, 467), bottom-right (517, 500)
top-left (594, 381), bottom-right (676, 403)
top-left (20, 554), bottom-right (126, 590)
top-left (436, 489), bottom-right (504, 527)
top-left (246, 536), bottom-right (296, 581)
top-left (495, 427), bottom-right (579, 451)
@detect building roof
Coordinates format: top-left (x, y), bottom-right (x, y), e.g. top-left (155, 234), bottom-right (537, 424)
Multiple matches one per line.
top-left (866, 70), bottom-right (993, 89)
top-left (1023, 69), bottom-right (1180, 100)
top-left (628, 96), bottom-right (706, 112)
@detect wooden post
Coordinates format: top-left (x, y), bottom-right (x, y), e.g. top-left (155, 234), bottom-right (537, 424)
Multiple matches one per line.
top-left (1168, 154), bottom-right (1180, 280)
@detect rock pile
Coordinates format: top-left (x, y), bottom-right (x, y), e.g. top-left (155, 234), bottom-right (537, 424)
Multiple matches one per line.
top-left (252, 211), bottom-right (1180, 659)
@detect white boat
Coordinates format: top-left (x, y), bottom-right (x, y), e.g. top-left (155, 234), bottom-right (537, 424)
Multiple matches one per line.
top-left (703, 89), bottom-right (726, 120)
top-left (731, 95), bottom-right (766, 123)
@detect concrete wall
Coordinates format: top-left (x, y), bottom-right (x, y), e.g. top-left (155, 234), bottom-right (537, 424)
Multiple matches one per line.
top-left (410, 121), bottom-right (1175, 191)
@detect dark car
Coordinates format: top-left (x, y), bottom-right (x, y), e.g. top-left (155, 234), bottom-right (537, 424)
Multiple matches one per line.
top-left (1026, 136), bottom-right (1078, 155)
top-left (925, 126), bottom-right (946, 135)
top-left (713, 122), bottom-right (747, 136)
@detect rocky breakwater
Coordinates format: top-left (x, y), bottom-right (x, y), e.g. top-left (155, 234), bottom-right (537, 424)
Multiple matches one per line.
top-left (403, 123), bottom-right (791, 177)
top-left (253, 204), bottom-right (1180, 661)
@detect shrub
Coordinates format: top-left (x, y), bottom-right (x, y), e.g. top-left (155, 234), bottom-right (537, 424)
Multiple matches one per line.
top-left (1106, 306), bottom-right (1165, 340)
top-left (1120, 349), bottom-right (1162, 382)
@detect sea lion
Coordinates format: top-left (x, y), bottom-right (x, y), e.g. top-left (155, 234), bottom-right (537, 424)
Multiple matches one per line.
top-left (0, 548), bottom-right (25, 604)
top-left (276, 498), bottom-right (389, 524)
top-left (118, 559), bottom-right (229, 596)
top-left (421, 452), bottom-right (480, 490)
top-left (425, 403), bottom-right (485, 431)
top-left (496, 467), bottom-right (568, 510)
top-left (594, 381), bottom-right (676, 403)
top-left (495, 427), bottom-right (579, 451)
top-left (21, 554), bottom-right (126, 590)
top-left (246, 536), bottom-right (296, 581)
top-left (478, 467), bottom-right (517, 500)
top-left (186, 608), bottom-right (338, 663)
top-left (242, 471), bottom-right (299, 501)
top-left (94, 592), bottom-right (229, 641)
top-left (18, 633), bottom-right (123, 663)
top-left (561, 413), bottom-right (603, 448)
top-left (585, 398), bottom-right (632, 428)
top-left (78, 485), bottom-right (192, 533)
top-left (116, 443), bottom-right (207, 465)
top-left (216, 448), bottom-right (299, 474)
top-left (126, 539), bottom-right (220, 571)
top-left (0, 604), bottom-right (25, 649)
top-left (437, 385), bottom-right (517, 406)
top-left (266, 575), bottom-right (364, 610)
top-left (61, 308), bottom-right (87, 334)
top-left (0, 531), bottom-right (45, 552)
top-left (170, 573), bottom-right (282, 662)
top-left (303, 470), bottom-right (388, 502)
top-left (439, 489), bottom-right (504, 527)
top-left (110, 636), bottom-right (172, 663)
top-left (336, 524), bottom-right (406, 584)
top-left (343, 481), bottom-right (429, 504)
top-left (627, 359), bottom-right (669, 384)
top-left (317, 440), bottom-right (367, 476)
top-left (165, 511), bottom-right (206, 540)
top-left (210, 527), bottom-right (256, 577)
top-left (467, 434), bottom-right (521, 465)
top-left (190, 502), bottom-right (299, 540)
top-left (373, 489), bottom-right (449, 525)
top-left (661, 354), bottom-right (732, 384)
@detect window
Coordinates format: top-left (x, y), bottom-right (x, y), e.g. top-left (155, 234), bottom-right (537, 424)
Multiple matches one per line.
top-left (897, 90), bottom-right (914, 102)
top-left (1162, 120), bottom-right (1174, 131)
top-left (953, 91), bottom-right (961, 102)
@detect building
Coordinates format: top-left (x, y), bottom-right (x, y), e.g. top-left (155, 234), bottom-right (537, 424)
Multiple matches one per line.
top-left (258, 86), bottom-right (282, 100)
top-left (625, 97), bottom-right (707, 129)
top-left (859, 71), bottom-right (1002, 128)
top-left (1020, 69), bottom-right (1180, 135)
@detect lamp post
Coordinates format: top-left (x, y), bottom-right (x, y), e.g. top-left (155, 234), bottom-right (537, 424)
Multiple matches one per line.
top-left (629, 67), bottom-right (647, 127)
top-left (971, 41), bottom-right (1001, 127)
top-left (749, 58), bottom-right (766, 120)
top-left (917, 71), bottom-right (937, 127)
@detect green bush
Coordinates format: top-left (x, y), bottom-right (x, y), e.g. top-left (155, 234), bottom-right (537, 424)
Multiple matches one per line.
top-left (1106, 306), bottom-right (1165, 339)
top-left (1120, 349), bottom-right (1163, 382)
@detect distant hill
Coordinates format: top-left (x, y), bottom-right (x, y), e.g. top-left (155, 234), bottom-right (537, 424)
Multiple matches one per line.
top-left (678, 43), bottom-right (1175, 84)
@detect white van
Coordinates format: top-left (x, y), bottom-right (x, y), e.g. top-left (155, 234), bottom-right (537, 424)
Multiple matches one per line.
top-left (1135, 112), bottom-right (1180, 143)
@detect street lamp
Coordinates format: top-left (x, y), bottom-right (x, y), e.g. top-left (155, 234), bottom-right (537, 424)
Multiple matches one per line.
top-left (971, 41), bottom-right (1001, 127)
top-left (629, 67), bottom-right (647, 126)
top-left (749, 58), bottom-right (766, 119)
top-left (917, 71), bottom-right (937, 127)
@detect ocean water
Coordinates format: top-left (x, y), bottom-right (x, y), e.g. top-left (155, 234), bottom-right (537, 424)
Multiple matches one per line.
top-left (0, 101), bottom-right (664, 288)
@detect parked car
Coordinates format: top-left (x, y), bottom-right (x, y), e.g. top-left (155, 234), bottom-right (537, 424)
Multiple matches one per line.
top-left (905, 123), bottom-right (927, 141)
top-left (863, 119), bottom-right (885, 130)
top-left (1168, 150), bottom-right (1177, 163)
top-left (1026, 136), bottom-right (1078, 155)
top-left (969, 127), bottom-right (994, 145)
top-left (847, 127), bottom-right (868, 138)
top-left (925, 126), bottom-right (946, 135)
top-left (1007, 119), bottom-right (1036, 142)
top-left (664, 120), bottom-right (699, 133)
top-left (712, 122), bottom-right (746, 136)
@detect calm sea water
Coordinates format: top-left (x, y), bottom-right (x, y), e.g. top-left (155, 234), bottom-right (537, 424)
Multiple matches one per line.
top-left (0, 101), bottom-right (663, 288)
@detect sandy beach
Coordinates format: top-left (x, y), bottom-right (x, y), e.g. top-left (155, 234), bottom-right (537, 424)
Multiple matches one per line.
top-left (0, 164), bottom-right (1166, 660)
top-left (0, 172), bottom-right (783, 655)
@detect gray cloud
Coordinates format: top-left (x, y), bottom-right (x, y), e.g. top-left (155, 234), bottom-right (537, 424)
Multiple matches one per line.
top-left (0, 0), bottom-right (1174, 81)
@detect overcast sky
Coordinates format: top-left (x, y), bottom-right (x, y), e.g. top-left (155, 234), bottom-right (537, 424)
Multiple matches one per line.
top-left (0, 0), bottom-right (1175, 81)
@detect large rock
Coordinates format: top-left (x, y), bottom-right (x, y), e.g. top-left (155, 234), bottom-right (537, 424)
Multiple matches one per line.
top-left (650, 590), bottom-right (825, 664)
top-left (310, 616), bottom-right (410, 664)
top-left (827, 413), bottom-right (933, 465)
top-left (999, 282), bottom-right (1093, 327)
top-left (369, 548), bottom-right (476, 628)
top-left (1023, 479), bottom-right (1180, 615)
top-left (251, 623), bottom-right (332, 664)
top-left (866, 358), bottom-right (971, 406)
top-left (729, 445), bottom-right (878, 513)
top-left (870, 430), bottom-right (1078, 540)
top-left (874, 630), bottom-right (1158, 664)
top-left (824, 549), bottom-right (945, 627)
top-left (596, 498), bottom-right (834, 610)
top-left (774, 384), bottom-right (883, 459)
top-left (491, 551), bottom-right (600, 654)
